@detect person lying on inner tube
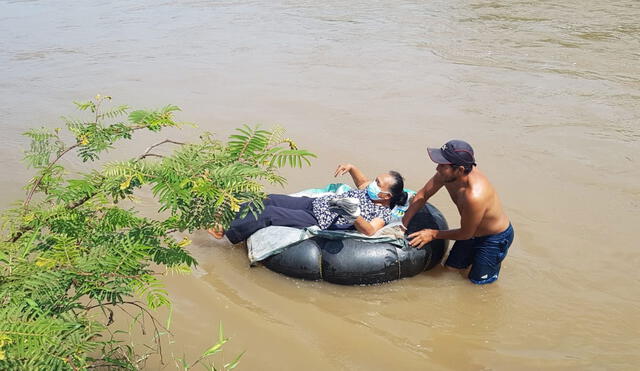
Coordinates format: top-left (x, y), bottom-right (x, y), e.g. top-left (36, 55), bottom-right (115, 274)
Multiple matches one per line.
top-left (208, 164), bottom-right (409, 244)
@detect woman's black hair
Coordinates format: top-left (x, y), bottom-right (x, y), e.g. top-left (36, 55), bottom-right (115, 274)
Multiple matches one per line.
top-left (388, 171), bottom-right (408, 209)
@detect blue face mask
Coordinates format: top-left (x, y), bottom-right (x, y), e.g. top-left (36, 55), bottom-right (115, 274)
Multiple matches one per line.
top-left (366, 181), bottom-right (389, 201)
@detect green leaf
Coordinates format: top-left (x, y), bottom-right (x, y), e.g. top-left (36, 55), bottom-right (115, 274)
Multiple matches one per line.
top-left (128, 110), bottom-right (148, 124)
top-left (166, 304), bottom-right (174, 330)
top-left (203, 338), bottom-right (228, 357)
top-left (25, 298), bottom-right (39, 309)
top-left (224, 350), bottom-right (245, 370)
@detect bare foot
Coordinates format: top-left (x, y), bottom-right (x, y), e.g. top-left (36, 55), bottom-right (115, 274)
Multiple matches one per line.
top-left (207, 226), bottom-right (225, 239)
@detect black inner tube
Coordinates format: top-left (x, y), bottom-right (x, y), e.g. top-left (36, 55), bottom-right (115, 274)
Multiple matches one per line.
top-left (262, 204), bottom-right (448, 285)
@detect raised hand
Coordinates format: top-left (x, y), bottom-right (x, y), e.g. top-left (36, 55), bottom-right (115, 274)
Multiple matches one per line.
top-left (334, 163), bottom-right (353, 177)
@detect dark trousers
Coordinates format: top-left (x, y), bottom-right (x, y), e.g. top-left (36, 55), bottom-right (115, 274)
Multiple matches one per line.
top-left (225, 194), bottom-right (318, 244)
top-left (444, 223), bottom-right (514, 284)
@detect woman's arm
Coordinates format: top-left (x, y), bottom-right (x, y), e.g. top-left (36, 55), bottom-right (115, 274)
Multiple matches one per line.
top-left (334, 163), bottom-right (369, 189)
top-left (353, 217), bottom-right (386, 236)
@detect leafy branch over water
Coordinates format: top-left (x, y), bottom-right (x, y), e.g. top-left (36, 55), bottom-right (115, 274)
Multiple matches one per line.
top-left (0, 95), bottom-right (315, 369)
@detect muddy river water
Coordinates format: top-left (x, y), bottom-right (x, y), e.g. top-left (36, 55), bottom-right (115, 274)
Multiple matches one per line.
top-left (1, 0), bottom-right (639, 369)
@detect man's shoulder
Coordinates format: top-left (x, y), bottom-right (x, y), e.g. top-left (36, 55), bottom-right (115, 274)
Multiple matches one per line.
top-left (466, 173), bottom-right (496, 203)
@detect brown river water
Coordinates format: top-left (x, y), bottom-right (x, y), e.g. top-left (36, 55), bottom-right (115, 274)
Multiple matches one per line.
top-left (1, 0), bottom-right (639, 369)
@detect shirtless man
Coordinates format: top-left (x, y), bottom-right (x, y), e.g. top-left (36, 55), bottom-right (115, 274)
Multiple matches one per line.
top-left (401, 140), bottom-right (514, 284)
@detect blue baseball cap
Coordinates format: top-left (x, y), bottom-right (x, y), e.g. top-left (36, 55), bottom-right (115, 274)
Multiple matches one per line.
top-left (427, 140), bottom-right (476, 166)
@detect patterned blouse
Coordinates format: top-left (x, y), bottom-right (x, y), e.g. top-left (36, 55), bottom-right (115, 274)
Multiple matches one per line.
top-left (311, 189), bottom-right (392, 230)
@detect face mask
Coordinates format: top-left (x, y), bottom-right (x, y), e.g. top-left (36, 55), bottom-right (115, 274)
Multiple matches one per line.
top-left (366, 181), bottom-right (389, 201)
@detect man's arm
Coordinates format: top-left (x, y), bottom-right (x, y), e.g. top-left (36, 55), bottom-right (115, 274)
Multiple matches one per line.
top-left (353, 217), bottom-right (385, 236)
top-left (401, 174), bottom-right (444, 229)
top-left (408, 195), bottom-right (486, 248)
top-left (435, 196), bottom-right (484, 240)
top-left (334, 163), bottom-right (369, 189)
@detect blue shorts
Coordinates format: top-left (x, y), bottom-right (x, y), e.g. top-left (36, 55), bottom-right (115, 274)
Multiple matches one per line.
top-left (444, 223), bottom-right (514, 285)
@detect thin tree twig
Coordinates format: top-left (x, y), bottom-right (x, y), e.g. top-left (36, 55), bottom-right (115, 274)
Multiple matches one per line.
top-left (121, 301), bottom-right (167, 365)
top-left (22, 125), bottom-right (157, 211)
top-left (137, 139), bottom-right (185, 160)
top-left (23, 144), bottom-right (79, 209)
top-left (84, 300), bottom-right (170, 366)
top-left (138, 153), bottom-right (164, 159)
top-left (9, 138), bottom-right (185, 243)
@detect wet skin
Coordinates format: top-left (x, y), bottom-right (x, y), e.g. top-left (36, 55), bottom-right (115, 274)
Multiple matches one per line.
top-left (403, 164), bottom-right (510, 248)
